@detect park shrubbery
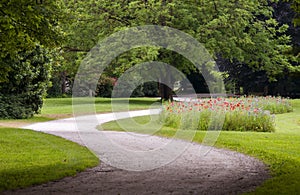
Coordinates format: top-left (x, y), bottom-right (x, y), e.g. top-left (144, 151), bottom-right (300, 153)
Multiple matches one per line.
top-left (160, 97), bottom-right (293, 132)
top-left (0, 45), bottom-right (51, 119)
top-left (96, 76), bottom-right (116, 98)
top-left (0, 94), bottom-right (43, 119)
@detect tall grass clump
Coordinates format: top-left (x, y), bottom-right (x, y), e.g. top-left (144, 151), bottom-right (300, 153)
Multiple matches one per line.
top-left (255, 96), bottom-right (293, 114)
top-left (160, 97), bottom-right (292, 132)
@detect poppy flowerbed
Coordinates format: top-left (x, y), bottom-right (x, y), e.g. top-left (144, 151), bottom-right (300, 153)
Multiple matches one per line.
top-left (160, 96), bottom-right (293, 132)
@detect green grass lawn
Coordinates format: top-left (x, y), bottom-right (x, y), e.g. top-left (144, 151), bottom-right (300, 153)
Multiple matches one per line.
top-left (0, 127), bottom-right (99, 192)
top-left (0, 97), bottom-right (159, 127)
top-left (101, 99), bottom-right (300, 194)
top-left (42, 97), bottom-right (159, 116)
top-left (0, 97), bottom-right (159, 191)
top-left (1, 97), bottom-right (299, 193)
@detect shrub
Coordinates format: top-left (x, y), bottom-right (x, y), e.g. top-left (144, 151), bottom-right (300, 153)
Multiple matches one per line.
top-left (257, 96), bottom-right (293, 114)
top-left (0, 94), bottom-right (42, 119)
top-left (0, 45), bottom-right (51, 119)
top-left (143, 81), bottom-right (159, 97)
top-left (96, 76), bottom-right (116, 97)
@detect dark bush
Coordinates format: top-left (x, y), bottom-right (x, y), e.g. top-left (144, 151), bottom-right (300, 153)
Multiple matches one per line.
top-left (143, 81), bottom-right (159, 97)
top-left (0, 45), bottom-right (51, 119)
top-left (0, 94), bottom-right (42, 119)
top-left (96, 78), bottom-right (159, 98)
top-left (96, 76), bottom-right (116, 97)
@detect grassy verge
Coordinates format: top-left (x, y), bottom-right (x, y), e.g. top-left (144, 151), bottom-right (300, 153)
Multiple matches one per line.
top-left (0, 97), bottom-right (159, 191)
top-left (101, 99), bottom-right (300, 194)
top-left (0, 127), bottom-right (99, 192)
top-left (42, 97), bottom-right (158, 116)
top-left (0, 97), bottom-right (159, 127)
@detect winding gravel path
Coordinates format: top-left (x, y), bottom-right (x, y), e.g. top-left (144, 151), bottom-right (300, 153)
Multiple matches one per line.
top-left (4, 110), bottom-right (270, 194)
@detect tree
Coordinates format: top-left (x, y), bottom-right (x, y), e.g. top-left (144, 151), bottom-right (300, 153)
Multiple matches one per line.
top-left (60, 0), bottom-right (293, 100)
top-left (0, 0), bottom-right (63, 78)
top-left (218, 0), bottom-right (300, 97)
top-left (268, 1), bottom-right (300, 96)
top-left (289, 0), bottom-right (300, 26)
top-left (0, 0), bottom-right (63, 118)
top-left (0, 45), bottom-right (52, 118)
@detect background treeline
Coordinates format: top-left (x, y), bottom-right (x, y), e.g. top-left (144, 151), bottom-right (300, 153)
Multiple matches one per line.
top-left (0, 0), bottom-right (299, 118)
top-left (47, 0), bottom-right (300, 98)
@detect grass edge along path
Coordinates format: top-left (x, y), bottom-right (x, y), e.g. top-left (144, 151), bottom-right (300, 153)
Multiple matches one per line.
top-left (0, 97), bottom-right (159, 127)
top-left (0, 97), bottom-right (158, 191)
top-left (0, 127), bottom-right (99, 192)
top-left (101, 99), bottom-right (300, 194)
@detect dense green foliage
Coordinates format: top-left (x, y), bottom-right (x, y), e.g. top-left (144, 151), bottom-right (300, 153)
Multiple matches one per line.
top-left (0, 1), bottom-right (63, 119)
top-left (95, 76), bottom-right (115, 98)
top-left (50, 0), bottom-right (298, 99)
top-left (0, 0), bottom-right (62, 81)
top-left (0, 127), bottom-right (98, 191)
top-left (220, 1), bottom-right (300, 96)
top-left (0, 46), bottom-right (52, 119)
top-left (0, 0), bottom-right (299, 118)
top-left (289, 0), bottom-right (300, 25)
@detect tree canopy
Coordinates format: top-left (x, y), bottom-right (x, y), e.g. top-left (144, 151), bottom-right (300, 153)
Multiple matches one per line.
top-left (56, 0), bottom-right (297, 99)
top-left (0, 0), bottom-right (63, 82)
top-left (0, 0), bottom-right (63, 118)
top-left (0, 0), bottom-right (299, 118)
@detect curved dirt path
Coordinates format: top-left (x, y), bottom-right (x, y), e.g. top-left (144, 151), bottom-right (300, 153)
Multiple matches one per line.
top-left (4, 110), bottom-right (269, 194)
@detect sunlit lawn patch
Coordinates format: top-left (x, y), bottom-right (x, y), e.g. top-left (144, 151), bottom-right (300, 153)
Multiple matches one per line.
top-left (0, 128), bottom-right (99, 191)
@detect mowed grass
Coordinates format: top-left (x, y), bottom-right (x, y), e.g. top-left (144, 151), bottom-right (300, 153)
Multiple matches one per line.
top-left (42, 97), bottom-right (159, 116)
top-left (0, 127), bottom-right (99, 192)
top-left (0, 97), bottom-right (159, 127)
top-left (0, 97), bottom-right (159, 191)
top-left (101, 99), bottom-right (300, 194)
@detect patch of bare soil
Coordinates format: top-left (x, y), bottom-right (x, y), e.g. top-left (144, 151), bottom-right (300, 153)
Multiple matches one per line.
top-left (42, 114), bottom-right (73, 120)
top-left (0, 122), bottom-right (30, 128)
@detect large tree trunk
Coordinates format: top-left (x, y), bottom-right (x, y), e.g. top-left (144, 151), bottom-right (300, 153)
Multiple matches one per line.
top-left (158, 64), bottom-right (174, 102)
top-left (159, 83), bottom-right (173, 102)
